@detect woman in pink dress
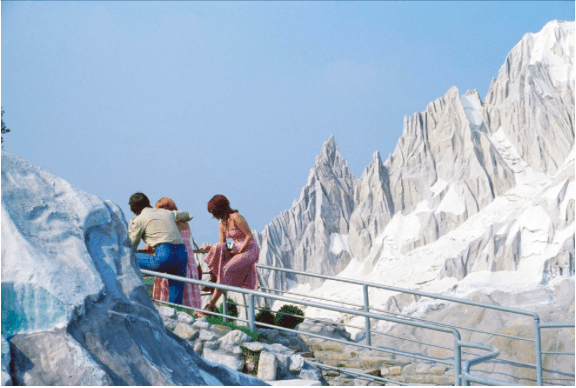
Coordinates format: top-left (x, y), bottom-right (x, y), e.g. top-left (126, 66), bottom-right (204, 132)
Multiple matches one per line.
top-left (150, 197), bottom-right (202, 309)
top-left (195, 194), bottom-right (259, 318)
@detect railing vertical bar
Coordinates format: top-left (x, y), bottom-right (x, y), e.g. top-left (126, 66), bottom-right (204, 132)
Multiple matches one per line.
top-left (454, 331), bottom-right (462, 386)
top-left (243, 293), bottom-right (249, 324)
top-left (363, 284), bottom-right (372, 346)
top-left (462, 360), bottom-right (471, 386)
top-left (534, 317), bottom-right (543, 386)
top-left (141, 268), bottom-right (574, 386)
top-left (222, 291), bottom-right (228, 323)
top-left (248, 293), bottom-right (256, 332)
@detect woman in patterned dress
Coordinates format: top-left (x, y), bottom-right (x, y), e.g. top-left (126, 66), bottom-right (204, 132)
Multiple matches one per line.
top-left (149, 197), bottom-right (202, 309)
top-left (195, 194), bottom-right (259, 318)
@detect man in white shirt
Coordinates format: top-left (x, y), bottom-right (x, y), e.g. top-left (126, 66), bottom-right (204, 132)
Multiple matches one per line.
top-left (128, 192), bottom-right (193, 305)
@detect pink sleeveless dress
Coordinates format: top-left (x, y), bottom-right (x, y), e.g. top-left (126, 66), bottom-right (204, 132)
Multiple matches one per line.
top-left (205, 221), bottom-right (259, 290)
top-left (152, 229), bottom-right (202, 308)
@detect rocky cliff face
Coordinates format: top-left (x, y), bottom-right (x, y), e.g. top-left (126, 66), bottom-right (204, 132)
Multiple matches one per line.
top-left (485, 20), bottom-right (574, 176)
top-left (255, 20), bottom-right (575, 305)
top-left (1, 152), bottom-right (264, 386)
top-left (256, 135), bottom-right (355, 290)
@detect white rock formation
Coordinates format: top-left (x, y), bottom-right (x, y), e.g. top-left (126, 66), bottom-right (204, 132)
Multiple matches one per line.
top-left (485, 20), bottom-right (574, 176)
top-left (348, 151), bottom-right (394, 265)
top-left (254, 25), bottom-right (574, 382)
top-left (256, 20), bottom-right (574, 304)
top-left (256, 135), bottom-right (355, 290)
top-left (1, 152), bottom-right (264, 386)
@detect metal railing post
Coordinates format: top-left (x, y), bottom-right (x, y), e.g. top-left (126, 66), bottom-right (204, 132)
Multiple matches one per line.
top-left (363, 284), bottom-right (372, 346)
top-left (142, 267), bottom-right (574, 386)
top-left (534, 317), bottom-right (543, 386)
top-left (462, 359), bottom-right (471, 387)
top-left (454, 331), bottom-right (462, 386)
top-left (248, 294), bottom-right (256, 331)
top-left (222, 291), bottom-right (228, 323)
top-left (243, 294), bottom-right (249, 324)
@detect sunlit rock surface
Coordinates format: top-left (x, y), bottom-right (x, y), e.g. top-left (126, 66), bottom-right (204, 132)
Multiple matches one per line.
top-left (256, 135), bottom-right (355, 291)
top-left (256, 21), bottom-right (574, 305)
top-left (1, 152), bottom-right (265, 386)
top-left (254, 23), bottom-right (574, 384)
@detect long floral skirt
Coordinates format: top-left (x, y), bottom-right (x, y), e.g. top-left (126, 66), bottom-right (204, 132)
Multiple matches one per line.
top-left (204, 242), bottom-right (259, 290)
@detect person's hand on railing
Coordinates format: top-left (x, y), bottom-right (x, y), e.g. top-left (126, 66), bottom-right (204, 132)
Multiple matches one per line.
top-left (144, 244), bottom-right (155, 254)
top-left (197, 244), bottom-right (211, 254)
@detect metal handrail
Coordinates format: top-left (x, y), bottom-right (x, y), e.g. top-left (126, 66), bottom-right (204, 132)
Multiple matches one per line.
top-left (142, 259), bottom-right (574, 385)
top-left (262, 285), bottom-right (537, 343)
top-left (256, 264), bottom-right (540, 317)
top-left (141, 269), bottom-right (471, 385)
top-left (256, 264), bottom-right (576, 385)
top-left (457, 341), bottom-right (519, 386)
top-left (306, 360), bottom-right (412, 386)
top-left (538, 322), bottom-right (576, 383)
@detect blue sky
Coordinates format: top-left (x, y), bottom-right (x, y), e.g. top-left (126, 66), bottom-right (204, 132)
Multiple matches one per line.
top-left (2, 1), bottom-right (574, 246)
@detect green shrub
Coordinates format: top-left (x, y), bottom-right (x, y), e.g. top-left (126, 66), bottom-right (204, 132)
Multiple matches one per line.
top-left (273, 304), bottom-right (304, 329)
top-left (216, 297), bottom-right (239, 318)
top-left (255, 305), bottom-right (275, 328)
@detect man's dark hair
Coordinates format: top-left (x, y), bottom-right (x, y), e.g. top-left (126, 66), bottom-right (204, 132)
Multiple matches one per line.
top-left (129, 192), bottom-right (151, 215)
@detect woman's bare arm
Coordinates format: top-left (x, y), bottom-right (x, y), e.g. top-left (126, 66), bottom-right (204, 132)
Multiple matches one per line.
top-left (232, 214), bottom-right (253, 253)
top-left (200, 220), bottom-right (227, 252)
top-left (219, 220), bottom-right (227, 244)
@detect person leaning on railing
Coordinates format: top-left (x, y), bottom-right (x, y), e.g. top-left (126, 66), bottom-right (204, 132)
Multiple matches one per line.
top-left (128, 192), bottom-right (193, 305)
top-left (196, 194), bottom-right (259, 318)
top-left (149, 197), bottom-right (202, 309)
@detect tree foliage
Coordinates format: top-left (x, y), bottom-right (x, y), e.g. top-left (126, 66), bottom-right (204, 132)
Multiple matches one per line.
top-left (1, 108), bottom-right (10, 147)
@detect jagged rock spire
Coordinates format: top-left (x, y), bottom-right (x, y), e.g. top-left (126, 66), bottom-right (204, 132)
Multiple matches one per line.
top-left (256, 136), bottom-right (355, 290)
top-left (256, 21), bottom-right (575, 298)
top-left (484, 20), bottom-right (574, 175)
top-left (348, 151), bottom-right (394, 263)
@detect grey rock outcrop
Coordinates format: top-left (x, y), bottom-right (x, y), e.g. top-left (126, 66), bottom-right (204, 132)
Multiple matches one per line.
top-left (249, 22), bottom-right (574, 385)
top-left (1, 337), bottom-right (11, 386)
top-left (256, 135), bottom-right (355, 291)
top-left (387, 86), bottom-right (515, 216)
top-left (297, 319), bottom-right (352, 343)
top-left (256, 20), bottom-right (574, 297)
top-left (1, 152), bottom-right (264, 386)
top-left (484, 20), bottom-right (574, 176)
top-left (346, 84), bottom-right (519, 261)
top-left (371, 279), bottom-right (575, 385)
top-left (440, 151), bottom-right (574, 281)
top-left (348, 152), bottom-right (394, 264)
top-left (155, 305), bottom-right (325, 385)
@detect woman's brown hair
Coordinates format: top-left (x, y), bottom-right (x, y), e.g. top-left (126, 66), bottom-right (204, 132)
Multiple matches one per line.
top-left (155, 197), bottom-right (177, 211)
top-left (207, 194), bottom-right (237, 224)
top-left (156, 197), bottom-right (190, 231)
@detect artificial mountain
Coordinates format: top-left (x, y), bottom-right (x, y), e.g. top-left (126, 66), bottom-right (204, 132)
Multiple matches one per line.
top-left (1, 152), bottom-right (265, 386)
top-left (255, 19), bottom-right (574, 312)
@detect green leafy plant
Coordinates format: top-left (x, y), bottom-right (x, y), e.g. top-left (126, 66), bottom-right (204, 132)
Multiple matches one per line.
top-left (255, 305), bottom-right (275, 328)
top-left (216, 297), bottom-right (239, 318)
top-left (1, 108), bottom-right (10, 148)
top-left (273, 304), bottom-right (305, 329)
top-left (206, 315), bottom-right (264, 342)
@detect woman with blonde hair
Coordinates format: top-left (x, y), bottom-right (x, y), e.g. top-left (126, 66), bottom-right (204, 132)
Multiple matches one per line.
top-left (149, 197), bottom-right (202, 309)
top-left (196, 194), bottom-right (259, 318)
